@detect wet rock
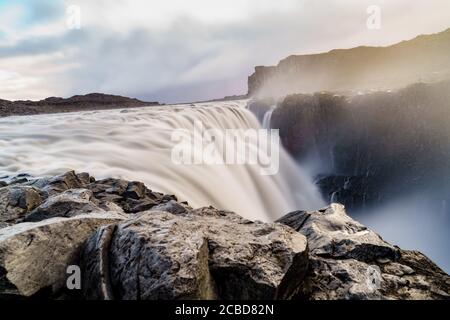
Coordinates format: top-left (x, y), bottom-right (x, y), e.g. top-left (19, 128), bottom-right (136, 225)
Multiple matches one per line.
top-left (0, 181), bottom-right (7, 188)
top-left (82, 208), bottom-right (308, 300)
top-left (0, 213), bottom-right (125, 298)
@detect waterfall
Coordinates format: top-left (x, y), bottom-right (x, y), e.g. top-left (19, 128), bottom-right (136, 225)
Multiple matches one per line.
top-left (0, 101), bottom-right (324, 222)
top-left (262, 106), bottom-right (275, 129)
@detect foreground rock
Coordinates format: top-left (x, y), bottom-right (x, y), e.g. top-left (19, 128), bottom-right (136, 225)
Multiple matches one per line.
top-left (82, 207), bottom-right (308, 300)
top-left (0, 213), bottom-right (124, 298)
top-left (277, 204), bottom-right (450, 300)
top-left (0, 172), bottom-right (449, 300)
top-left (0, 171), bottom-right (179, 224)
top-left (0, 93), bottom-right (161, 118)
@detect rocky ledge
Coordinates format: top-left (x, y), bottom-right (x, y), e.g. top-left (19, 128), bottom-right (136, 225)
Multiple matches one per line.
top-left (0, 171), bottom-right (449, 300)
top-left (0, 93), bottom-right (161, 118)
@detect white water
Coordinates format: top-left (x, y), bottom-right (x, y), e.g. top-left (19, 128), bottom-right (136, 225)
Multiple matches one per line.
top-left (262, 106), bottom-right (275, 129)
top-left (0, 101), bottom-right (324, 222)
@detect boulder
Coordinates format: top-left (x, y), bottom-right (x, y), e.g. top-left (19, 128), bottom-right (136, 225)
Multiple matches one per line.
top-left (0, 213), bottom-right (125, 298)
top-left (82, 207), bottom-right (308, 300)
top-left (277, 204), bottom-right (450, 300)
top-left (23, 189), bottom-right (122, 222)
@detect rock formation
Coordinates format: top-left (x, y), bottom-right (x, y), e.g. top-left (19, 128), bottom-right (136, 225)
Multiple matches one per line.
top-left (0, 171), bottom-right (449, 300)
top-left (0, 93), bottom-right (161, 118)
top-left (261, 80), bottom-right (450, 212)
top-left (248, 28), bottom-right (450, 97)
top-left (278, 204), bottom-right (450, 300)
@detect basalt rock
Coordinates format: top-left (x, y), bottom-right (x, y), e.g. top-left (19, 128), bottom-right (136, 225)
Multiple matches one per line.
top-left (0, 213), bottom-right (125, 298)
top-left (82, 207), bottom-right (308, 300)
top-left (0, 172), bottom-right (449, 300)
top-left (23, 189), bottom-right (120, 222)
top-left (0, 171), bottom-right (180, 225)
top-left (277, 204), bottom-right (450, 300)
top-left (0, 186), bottom-right (44, 224)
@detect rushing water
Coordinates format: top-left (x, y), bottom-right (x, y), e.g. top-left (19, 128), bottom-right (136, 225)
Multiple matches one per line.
top-left (0, 101), bottom-right (324, 222)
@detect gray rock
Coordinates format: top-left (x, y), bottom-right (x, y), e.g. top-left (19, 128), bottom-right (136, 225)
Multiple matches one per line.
top-left (81, 224), bottom-right (116, 300)
top-left (0, 186), bottom-right (43, 224)
top-left (278, 203), bottom-right (397, 262)
top-left (0, 213), bottom-right (125, 298)
top-left (278, 204), bottom-right (450, 300)
top-left (150, 200), bottom-right (189, 215)
top-left (123, 181), bottom-right (146, 199)
top-left (82, 207), bottom-right (308, 300)
top-left (43, 170), bottom-right (88, 195)
top-left (23, 189), bottom-right (107, 222)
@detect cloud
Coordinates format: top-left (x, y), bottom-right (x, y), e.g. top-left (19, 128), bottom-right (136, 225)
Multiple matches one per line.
top-left (0, 0), bottom-right (449, 102)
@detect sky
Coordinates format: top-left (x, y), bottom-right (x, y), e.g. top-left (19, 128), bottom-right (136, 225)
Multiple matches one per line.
top-left (0, 0), bottom-right (450, 103)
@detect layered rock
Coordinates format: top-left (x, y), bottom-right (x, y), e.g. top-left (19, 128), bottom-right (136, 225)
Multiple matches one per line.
top-left (0, 172), bottom-right (449, 300)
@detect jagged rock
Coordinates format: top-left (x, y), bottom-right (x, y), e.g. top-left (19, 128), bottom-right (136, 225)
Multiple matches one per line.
top-left (0, 171), bottom-right (182, 224)
top-left (23, 189), bottom-right (113, 222)
top-left (0, 181), bottom-right (7, 188)
top-left (88, 178), bottom-right (178, 213)
top-left (150, 200), bottom-right (189, 215)
top-left (0, 213), bottom-right (125, 298)
top-left (81, 224), bottom-right (116, 300)
top-left (82, 208), bottom-right (308, 300)
top-left (278, 204), bottom-right (450, 300)
top-left (0, 186), bottom-right (44, 224)
top-left (278, 204), bottom-right (397, 262)
top-left (1, 171), bottom-right (449, 301)
top-left (123, 181), bottom-right (146, 199)
top-left (43, 171), bottom-right (88, 195)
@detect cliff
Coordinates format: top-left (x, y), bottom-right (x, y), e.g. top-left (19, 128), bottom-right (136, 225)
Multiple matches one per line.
top-left (248, 28), bottom-right (450, 97)
top-left (265, 80), bottom-right (450, 212)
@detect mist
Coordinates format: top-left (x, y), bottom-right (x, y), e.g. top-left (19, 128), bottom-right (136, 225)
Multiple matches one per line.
top-left (251, 79), bottom-right (450, 272)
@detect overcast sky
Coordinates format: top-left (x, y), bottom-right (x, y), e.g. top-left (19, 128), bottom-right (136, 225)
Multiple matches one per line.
top-left (0, 0), bottom-right (449, 103)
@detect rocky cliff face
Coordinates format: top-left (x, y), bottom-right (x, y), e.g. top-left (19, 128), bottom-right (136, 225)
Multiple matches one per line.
top-left (1, 171), bottom-right (448, 300)
top-left (248, 28), bottom-right (450, 97)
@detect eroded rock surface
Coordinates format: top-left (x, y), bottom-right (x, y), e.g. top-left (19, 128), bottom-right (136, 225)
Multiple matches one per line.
top-left (82, 207), bottom-right (308, 300)
top-left (0, 213), bottom-right (124, 298)
top-left (0, 171), bottom-right (179, 224)
top-left (277, 204), bottom-right (450, 300)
